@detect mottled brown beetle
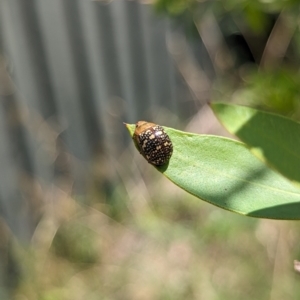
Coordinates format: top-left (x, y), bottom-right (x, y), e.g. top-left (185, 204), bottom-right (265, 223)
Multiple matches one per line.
top-left (133, 121), bottom-right (173, 166)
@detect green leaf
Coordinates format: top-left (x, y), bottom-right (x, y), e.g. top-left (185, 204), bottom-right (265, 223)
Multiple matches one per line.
top-left (125, 123), bottom-right (300, 220)
top-left (211, 103), bottom-right (300, 185)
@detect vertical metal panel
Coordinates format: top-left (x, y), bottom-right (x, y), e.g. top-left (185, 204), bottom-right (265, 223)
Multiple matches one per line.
top-left (0, 0), bottom-right (55, 184)
top-left (34, 0), bottom-right (91, 160)
top-left (78, 0), bottom-right (113, 153)
top-left (0, 99), bottom-right (32, 241)
top-left (110, 0), bottom-right (142, 122)
top-left (139, 4), bottom-right (177, 114)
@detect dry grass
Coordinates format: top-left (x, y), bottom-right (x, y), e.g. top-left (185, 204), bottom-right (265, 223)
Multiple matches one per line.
top-left (4, 158), bottom-right (300, 300)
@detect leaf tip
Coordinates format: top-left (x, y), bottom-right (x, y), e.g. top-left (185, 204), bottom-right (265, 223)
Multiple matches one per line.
top-left (124, 123), bottom-right (135, 137)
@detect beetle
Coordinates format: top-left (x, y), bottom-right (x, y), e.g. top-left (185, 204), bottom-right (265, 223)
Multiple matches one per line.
top-left (133, 121), bottom-right (173, 166)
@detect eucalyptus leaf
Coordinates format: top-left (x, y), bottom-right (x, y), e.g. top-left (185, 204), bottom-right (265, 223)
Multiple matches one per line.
top-left (211, 103), bottom-right (300, 185)
top-left (126, 123), bottom-right (300, 220)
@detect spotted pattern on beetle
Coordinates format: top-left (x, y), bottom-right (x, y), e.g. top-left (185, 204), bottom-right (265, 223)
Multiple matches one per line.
top-left (133, 121), bottom-right (173, 166)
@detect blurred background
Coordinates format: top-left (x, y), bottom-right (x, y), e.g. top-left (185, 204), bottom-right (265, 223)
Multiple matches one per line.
top-left (1, 0), bottom-right (300, 299)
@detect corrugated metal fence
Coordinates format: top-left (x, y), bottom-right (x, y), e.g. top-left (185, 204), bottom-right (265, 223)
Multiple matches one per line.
top-left (0, 0), bottom-right (213, 241)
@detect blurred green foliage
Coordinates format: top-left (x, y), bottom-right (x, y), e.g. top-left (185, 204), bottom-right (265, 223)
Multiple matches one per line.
top-left (155, 0), bottom-right (300, 20)
top-left (156, 0), bottom-right (300, 118)
top-left (234, 69), bottom-right (300, 118)
top-left (52, 222), bottom-right (98, 264)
